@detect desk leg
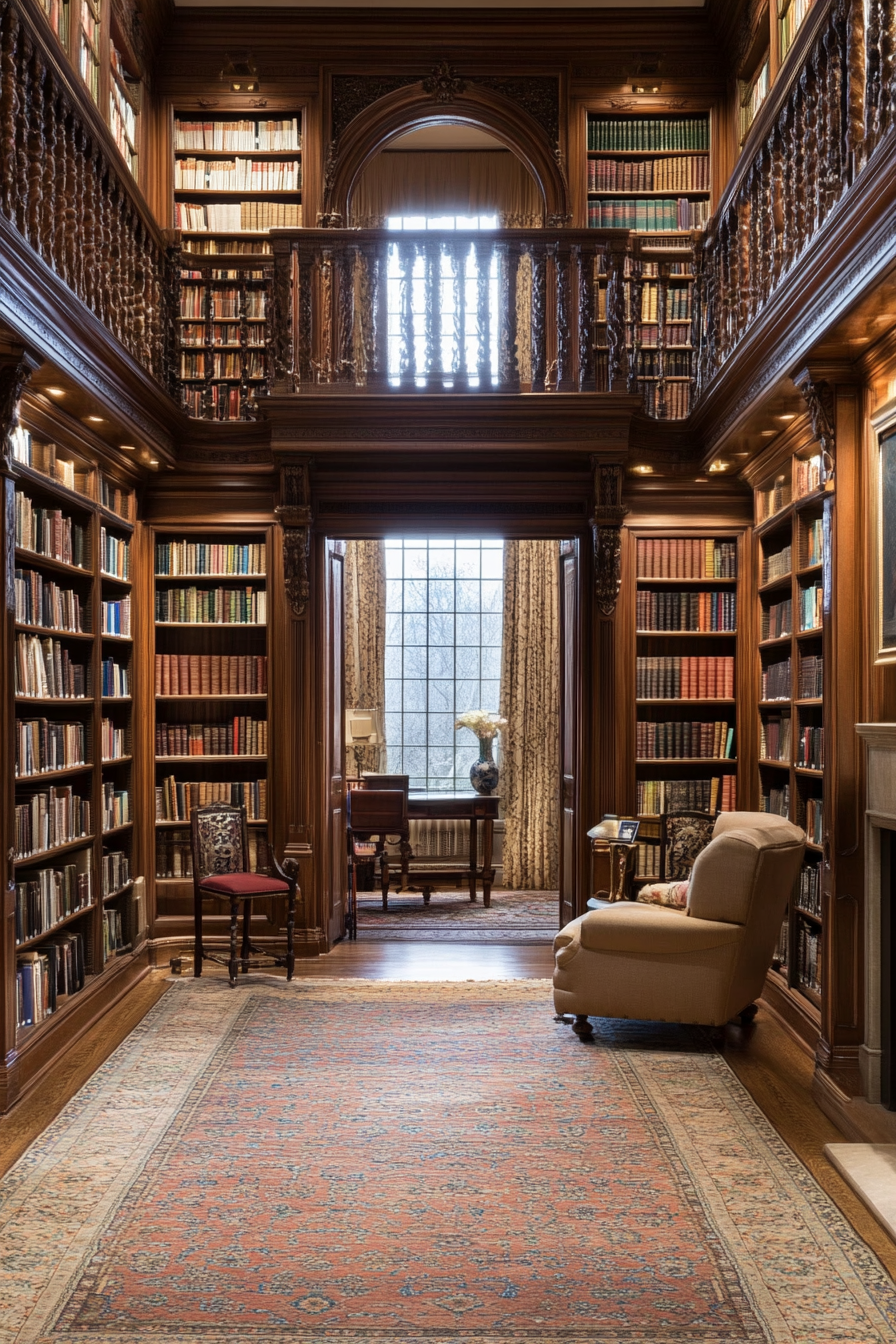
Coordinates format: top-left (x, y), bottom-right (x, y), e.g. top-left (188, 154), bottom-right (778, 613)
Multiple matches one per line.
top-left (482, 816), bottom-right (495, 908)
top-left (469, 816), bottom-right (478, 902)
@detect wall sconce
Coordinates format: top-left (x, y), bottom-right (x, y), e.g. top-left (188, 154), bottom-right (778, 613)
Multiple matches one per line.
top-left (627, 56), bottom-right (662, 94)
top-left (220, 52), bottom-right (260, 93)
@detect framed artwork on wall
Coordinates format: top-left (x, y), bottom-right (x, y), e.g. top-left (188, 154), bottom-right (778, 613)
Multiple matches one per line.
top-left (874, 420), bottom-right (896, 664)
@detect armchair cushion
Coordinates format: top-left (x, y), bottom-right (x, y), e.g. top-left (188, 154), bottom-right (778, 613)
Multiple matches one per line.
top-left (578, 902), bottom-right (742, 956)
top-left (637, 879), bottom-right (689, 909)
top-left (199, 872), bottom-right (291, 898)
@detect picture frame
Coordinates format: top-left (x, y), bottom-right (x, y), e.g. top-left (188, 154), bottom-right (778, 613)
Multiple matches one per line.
top-left (616, 819), bottom-right (640, 844)
top-left (874, 417), bottom-right (896, 665)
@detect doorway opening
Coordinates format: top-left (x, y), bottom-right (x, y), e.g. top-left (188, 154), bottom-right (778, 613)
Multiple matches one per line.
top-left (337, 535), bottom-right (566, 945)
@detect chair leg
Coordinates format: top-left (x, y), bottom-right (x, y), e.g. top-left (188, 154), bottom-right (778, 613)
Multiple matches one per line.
top-left (286, 890), bottom-right (296, 977)
top-left (241, 900), bottom-right (252, 973)
top-left (738, 1003), bottom-right (759, 1027)
top-left (228, 897), bottom-right (239, 986)
top-left (572, 1014), bottom-right (594, 1041)
top-left (193, 885), bottom-right (204, 977)
top-left (381, 852), bottom-right (390, 911)
top-left (348, 858), bottom-right (357, 941)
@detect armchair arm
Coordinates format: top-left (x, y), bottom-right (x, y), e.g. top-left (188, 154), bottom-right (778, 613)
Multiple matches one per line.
top-left (553, 915), bottom-right (585, 968)
top-left (270, 851), bottom-right (300, 901)
top-left (578, 903), bottom-right (742, 955)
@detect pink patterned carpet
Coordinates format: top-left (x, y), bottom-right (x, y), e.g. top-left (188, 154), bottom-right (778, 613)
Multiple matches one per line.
top-left (3, 978), bottom-right (896, 1342)
top-left (356, 887), bottom-right (559, 941)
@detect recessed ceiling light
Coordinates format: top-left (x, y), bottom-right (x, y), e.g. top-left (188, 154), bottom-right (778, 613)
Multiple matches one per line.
top-left (778, 413), bottom-right (796, 421)
top-left (149, 458), bottom-right (159, 466)
top-left (708, 460), bottom-right (728, 473)
top-left (760, 430), bottom-right (777, 437)
top-left (632, 463), bottom-right (654, 474)
top-left (120, 444), bottom-right (136, 451)
top-left (695, 476), bottom-right (708, 483)
top-left (45, 386), bottom-right (65, 398)
top-left (86, 415), bottom-right (104, 423)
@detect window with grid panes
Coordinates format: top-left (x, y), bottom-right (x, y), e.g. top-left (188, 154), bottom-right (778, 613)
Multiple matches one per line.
top-left (384, 539), bottom-right (503, 791)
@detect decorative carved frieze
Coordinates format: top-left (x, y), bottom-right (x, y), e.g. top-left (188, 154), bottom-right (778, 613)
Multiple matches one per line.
top-left (331, 75), bottom-right (419, 142)
top-left (422, 61), bottom-right (466, 104)
top-left (795, 370), bottom-right (836, 475)
top-left (275, 460), bottom-right (313, 618)
top-left (0, 348), bottom-right (39, 475)
top-left (590, 460), bottom-right (629, 616)
top-left (474, 75), bottom-right (559, 144)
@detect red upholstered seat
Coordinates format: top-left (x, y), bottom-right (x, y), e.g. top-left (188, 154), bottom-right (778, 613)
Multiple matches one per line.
top-left (199, 872), bottom-right (291, 898)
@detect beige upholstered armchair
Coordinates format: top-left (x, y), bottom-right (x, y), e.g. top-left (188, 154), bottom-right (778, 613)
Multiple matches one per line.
top-left (553, 812), bottom-right (806, 1038)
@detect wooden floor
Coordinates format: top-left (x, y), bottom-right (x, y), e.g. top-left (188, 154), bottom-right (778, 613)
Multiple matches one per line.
top-left (2, 937), bottom-right (895, 1280)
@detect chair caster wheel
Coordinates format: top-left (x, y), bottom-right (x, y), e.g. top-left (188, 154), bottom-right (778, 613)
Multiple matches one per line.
top-left (572, 1014), bottom-right (594, 1041)
top-left (169, 957), bottom-right (183, 975)
top-left (738, 1003), bottom-right (759, 1027)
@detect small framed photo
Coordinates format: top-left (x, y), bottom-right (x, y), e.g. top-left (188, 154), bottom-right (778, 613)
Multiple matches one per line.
top-left (616, 819), bottom-right (640, 844)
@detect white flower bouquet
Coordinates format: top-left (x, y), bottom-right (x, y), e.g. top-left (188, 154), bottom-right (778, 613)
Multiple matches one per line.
top-left (454, 710), bottom-right (508, 741)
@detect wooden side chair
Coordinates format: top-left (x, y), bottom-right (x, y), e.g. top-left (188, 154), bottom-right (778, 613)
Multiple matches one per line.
top-left (190, 802), bottom-right (297, 986)
top-left (346, 788), bottom-right (410, 938)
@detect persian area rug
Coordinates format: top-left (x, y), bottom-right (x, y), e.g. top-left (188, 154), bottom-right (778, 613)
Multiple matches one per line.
top-left (355, 887), bottom-right (559, 942)
top-left (3, 979), bottom-right (896, 1344)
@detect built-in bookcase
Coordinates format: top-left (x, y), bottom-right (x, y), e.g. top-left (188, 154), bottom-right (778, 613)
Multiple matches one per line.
top-left (178, 258), bottom-right (270, 421)
top-left (630, 529), bottom-right (742, 883)
top-left (7, 421), bottom-right (141, 1061)
top-left (754, 443), bottom-right (829, 1017)
top-left (586, 112), bottom-right (711, 233)
top-left (151, 528), bottom-right (271, 926)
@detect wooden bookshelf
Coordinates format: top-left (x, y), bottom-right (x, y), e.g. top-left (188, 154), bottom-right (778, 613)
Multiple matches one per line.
top-left (151, 529), bottom-right (272, 923)
top-left (586, 113), bottom-right (711, 232)
top-left (3, 420), bottom-right (144, 1104)
top-left (754, 440), bottom-right (829, 1030)
top-left (629, 530), bottom-right (742, 883)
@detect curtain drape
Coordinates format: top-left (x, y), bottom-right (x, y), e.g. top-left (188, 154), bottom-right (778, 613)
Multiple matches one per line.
top-left (499, 540), bottom-right (561, 890)
top-left (350, 151), bottom-right (543, 228)
top-left (344, 540), bottom-right (387, 774)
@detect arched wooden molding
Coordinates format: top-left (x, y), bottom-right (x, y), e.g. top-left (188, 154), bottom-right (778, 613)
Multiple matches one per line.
top-left (321, 74), bottom-right (570, 227)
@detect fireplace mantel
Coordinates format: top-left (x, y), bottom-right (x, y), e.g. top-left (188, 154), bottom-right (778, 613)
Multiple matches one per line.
top-left (857, 724), bottom-right (896, 1102)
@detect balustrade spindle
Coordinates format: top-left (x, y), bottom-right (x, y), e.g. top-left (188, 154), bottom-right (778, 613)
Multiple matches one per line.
top-left (450, 242), bottom-right (468, 392)
top-left (654, 259), bottom-right (671, 419)
top-left (14, 26), bottom-right (30, 239)
top-left (554, 240), bottom-right (573, 392)
top-left (497, 240), bottom-right (520, 393)
top-left (0, 8), bottom-right (18, 224)
top-left (423, 237), bottom-right (442, 391)
top-left (41, 72), bottom-right (58, 272)
top-left (605, 241), bottom-right (629, 392)
top-left (628, 255), bottom-right (644, 397)
top-left (577, 243), bottom-right (596, 393)
top-left (397, 239), bottom-right (417, 390)
top-left (474, 238), bottom-right (491, 389)
top-left (336, 245), bottom-right (355, 383)
top-left (822, 17), bottom-right (845, 215)
top-left (866, 0), bottom-right (883, 151)
top-left (26, 48), bottom-right (44, 251)
top-left (371, 241), bottom-right (389, 390)
top-left (528, 241), bottom-right (547, 393)
top-left (293, 243), bottom-right (313, 387)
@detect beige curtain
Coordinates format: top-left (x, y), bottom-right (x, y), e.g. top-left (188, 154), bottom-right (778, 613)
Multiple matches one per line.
top-left (344, 540), bottom-right (387, 774)
top-left (499, 541), bottom-right (560, 889)
top-left (350, 151), bottom-right (543, 228)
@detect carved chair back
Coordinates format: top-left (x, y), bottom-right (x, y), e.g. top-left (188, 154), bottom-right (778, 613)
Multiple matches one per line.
top-left (659, 810), bottom-right (716, 883)
top-left (191, 803), bottom-right (251, 883)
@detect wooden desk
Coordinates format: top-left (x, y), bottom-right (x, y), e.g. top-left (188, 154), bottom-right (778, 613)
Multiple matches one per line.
top-left (408, 792), bottom-right (500, 907)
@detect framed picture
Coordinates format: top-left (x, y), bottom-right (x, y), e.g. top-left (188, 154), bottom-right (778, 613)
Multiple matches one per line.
top-left (876, 427), bottom-right (896, 664)
top-left (616, 819), bottom-right (640, 844)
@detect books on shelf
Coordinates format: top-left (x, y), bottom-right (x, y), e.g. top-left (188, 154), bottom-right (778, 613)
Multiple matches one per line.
top-left (15, 494), bottom-right (88, 567)
top-left (635, 840), bottom-right (659, 879)
top-left (174, 201), bottom-right (302, 232)
top-left (758, 474), bottom-right (791, 520)
top-left (636, 589), bottom-right (735, 631)
top-left (761, 657), bottom-right (791, 701)
top-left (102, 850), bottom-right (130, 895)
top-left (14, 786), bottom-right (91, 860)
top-left (174, 158), bottom-right (302, 191)
top-left (639, 286), bottom-right (691, 322)
top-left (155, 777), bottom-right (267, 822)
top-left (796, 917), bottom-right (821, 993)
top-left (761, 783), bottom-right (790, 817)
top-left (103, 907), bottom-right (127, 959)
top-left (636, 655), bottom-right (734, 699)
top-left (16, 931), bottom-right (85, 1026)
top-left (636, 775), bottom-right (735, 815)
top-left (795, 453), bottom-right (825, 498)
top-left (760, 713), bottom-right (792, 762)
top-left (155, 585), bottom-right (266, 624)
top-left (101, 658), bottom-right (129, 697)
top-left (588, 155), bottom-right (709, 192)
top-left (762, 597), bottom-right (792, 640)
top-left (643, 383), bottom-right (691, 419)
top-left (155, 719), bottom-right (268, 757)
top-left (102, 782), bottom-right (130, 830)
top-left (798, 859), bottom-right (822, 917)
top-left (762, 542), bottom-right (792, 584)
top-left (587, 116), bottom-right (709, 151)
top-left (804, 518), bottom-right (823, 567)
top-left (805, 796), bottom-right (823, 846)
top-left (15, 635), bottom-right (87, 699)
top-left (636, 720), bottom-right (734, 759)
top-left (780, 0), bottom-right (812, 60)
top-left (101, 597), bottom-right (131, 637)
top-left (174, 118), bottom-right (301, 152)
top-left (637, 538), bottom-right (736, 578)
top-left (155, 826), bottom-right (270, 879)
top-left (797, 725), bottom-right (824, 770)
top-left (154, 653), bottom-right (268, 695)
top-left (15, 568), bottom-right (84, 632)
top-left (798, 581), bottom-right (823, 631)
top-left (99, 478), bottom-right (131, 520)
top-left (101, 718), bottom-right (127, 761)
top-left (12, 432), bottom-right (92, 494)
top-left (15, 863), bottom-right (92, 944)
top-left (798, 654), bottom-right (823, 699)
top-left (16, 719), bottom-right (86, 776)
top-left (100, 528), bottom-right (130, 579)
top-left (588, 198), bottom-right (709, 230)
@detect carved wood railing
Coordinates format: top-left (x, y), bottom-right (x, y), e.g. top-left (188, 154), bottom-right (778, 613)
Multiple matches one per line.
top-left (0, 0), bottom-right (173, 386)
top-left (693, 0), bottom-right (896, 395)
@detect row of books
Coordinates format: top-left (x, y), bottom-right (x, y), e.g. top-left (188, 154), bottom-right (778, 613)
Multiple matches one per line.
top-left (799, 654), bottom-right (823, 699)
top-left (638, 352), bottom-right (692, 378)
top-left (760, 713), bottom-right (791, 762)
top-left (761, 783), bottom-right (790, 817)
top-left (636, 775), bottom-right (735, 815)
top-left (181, 353), bottom-right (266, 380)
top-left (155, 777), bottom-right (267, 822)
top-left (101, 719), bottom-right (127, 762)
top-left (587, 117), bottom-right (709, 151)
top-left (804, 518), bottom-right (823, 568)
top-left (14, 786), bottom-right (90, 860)
top-left (644, 381), bottom-right (691, 419)
top-left (102, 658), bottom-right (129, 698)
top-left (16, 719), bottom-right (86, 777)
top-left (15, 496), bottom-right (88, 568)
top-left (188, 239), bottom-right (273, 255)
top-left (763, 543), bottom-right (792, 585)
top-left (156, 541), bottom-right (266, 577)
top-left (102, 597), bottom-right (131, 637)
top-left (797, 726), bottom-right (824, 770)
top-left (805, 796), bottom-right (824, 846)
top-left (636, 589), bottom-right (736, 632)
top-left (174, 159), bottom-right (301, 190)
top-left (761, 657), bottom-right (791, 701)
top-left (12, 430), bottom-right (92, 495)
top-left (109, 54), bottom-right (137, 170)
top-left (795, 453), bottom-right (825, 498)
top-left (799, 582), bottom-right (823, 631)
top-left (637, 538), bottom-right (737, 578)
top-left (758, 475), bottom-right (790, 520)
top-left (639, 324), bottom-right (691, 346)
top-left (99, 478), bottom-right (131, 521)
top-left (174, 202), bottom-right (303, 232)
top-left (181, 324), bottom-right (266, 349)
top-left (637, 286), bottom-right (691, 323)
top-left (588, 198), bottom-right (709, 230)
top-left (780, 0), bottom-right (812, 60)
top-left (102, 783), bottom-right (130, 830)
top-left (763, 597), bottom-right (791, 640)
top-left (15, 635), bottom-right (87, 700)
top-left (636, 656), bottom-right (735, 700)
top-left (155, 719), bottom-right (268, 757)
top-left (103, 907), bottom-right (128, 960)
top-left (588, 155), bottom-right (710, 192)
top-left (155, 586), bottom-right (266, 625)
top-left (15, 569), bottom-right (84, 632)
top-left (16, 932), bottom-right (86, 1027)
top-left (100, 528), bottom-right (130, 580)
top-left (155, 653), bottom-right (268, 696)
top-left (796, 919), bottom-right (821, 994)
top-left (636, 720), bottom-right (734, 760)
top-left (103, 850), bottom-right (130, 896)
top-left (156, 827), bottom-right (270, 879)
top-left (15, 864), bottom-right (92, 945)
top-left (183, 387), bottom-right (244, 420)
top-left (179, 290), bottom-right (266, 321)
top-left (798, 859), bottom-right (822, 918)
top-left (174, 119), bottom-right (301, 152)
top-left (634, 841), bottom-right (659, 879)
